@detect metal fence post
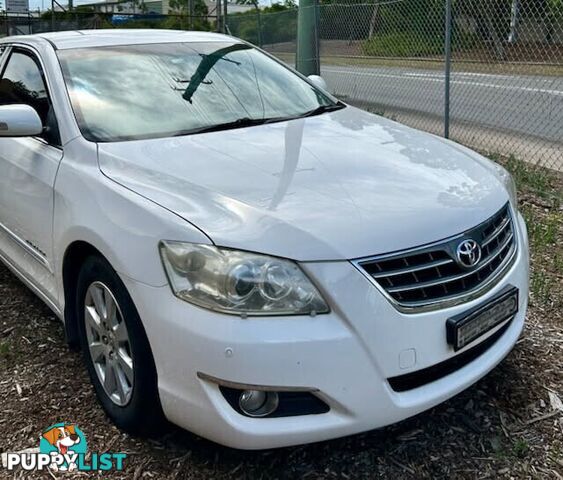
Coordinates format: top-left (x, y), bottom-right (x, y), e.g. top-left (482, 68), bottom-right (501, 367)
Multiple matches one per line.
top-left (444, 0), bottom-right (452, 139)
top-left (296, 0), bottom-right (320, 76)
top-left (257, 11), bottom-right (263, 47)
top-left (188, 0), bottom-right (193, 30)
top-left (216, 0), bottom-right (221, 32)
top-left (509, 0), bottom-right (521, 43)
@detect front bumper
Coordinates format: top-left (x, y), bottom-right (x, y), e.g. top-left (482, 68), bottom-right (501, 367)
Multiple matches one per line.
top-left (123, 213), bottom-right (529, 449)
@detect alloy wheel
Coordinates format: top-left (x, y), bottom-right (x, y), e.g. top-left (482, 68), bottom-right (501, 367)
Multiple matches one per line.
top-left (84, 281), bottom-right (134, 406)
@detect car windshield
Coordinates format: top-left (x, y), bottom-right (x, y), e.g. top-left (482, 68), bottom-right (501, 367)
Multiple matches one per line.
top-left (57, 42), bottom-right (342, 142)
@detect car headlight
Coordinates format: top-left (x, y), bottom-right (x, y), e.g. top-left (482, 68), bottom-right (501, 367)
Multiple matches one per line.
top-left (159, 241), bottom-right (329, 316)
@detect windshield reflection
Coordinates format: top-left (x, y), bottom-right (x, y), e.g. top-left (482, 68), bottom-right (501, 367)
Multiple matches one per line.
top-left (58, 42), bottom-right (338, 142)
top-left (182, 43), bottom-right (249, 103)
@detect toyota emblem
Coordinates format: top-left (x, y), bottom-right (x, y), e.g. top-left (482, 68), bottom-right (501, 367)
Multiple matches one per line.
top-left (456, 239), bottom-right (482, 268)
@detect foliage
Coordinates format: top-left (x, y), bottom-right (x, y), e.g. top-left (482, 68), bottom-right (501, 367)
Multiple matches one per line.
top-left (235, 0), bottom-right (296, 8)
top-left (362, 32), bottom-right (443, 57)
top-left (164, 0), bottom-right (210, 30)
top-left (362, 30), bottom-right (479, 58)
top-left (227, 3), bottom-right (297, 46)
top-left (160, 14), bottom-right (211, 31)
top-left (40, 8), bottom-right (93, 20)
top-left (491, 153), bottom-right (562, 309)
top-left (168, 0), bottom-right (208, 18)
top-left (320, 0), bottom-right (445, 42)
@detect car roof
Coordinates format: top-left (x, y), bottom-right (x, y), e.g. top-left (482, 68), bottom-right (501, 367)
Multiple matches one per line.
top-left (0, 29), bottom-right (240, 50)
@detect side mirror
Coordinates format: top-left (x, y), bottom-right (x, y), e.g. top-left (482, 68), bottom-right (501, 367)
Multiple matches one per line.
top-left (0, 105), bottom-right (43, 137)
top-left (307, 75), bottom-right (328, 91)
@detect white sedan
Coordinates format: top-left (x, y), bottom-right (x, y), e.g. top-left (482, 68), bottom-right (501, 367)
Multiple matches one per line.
top-left (0, 30), bottom-right (528, 449)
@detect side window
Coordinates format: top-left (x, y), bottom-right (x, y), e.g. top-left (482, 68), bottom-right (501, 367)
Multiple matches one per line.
top-left (0, 46), bottom-right (7, 70)
top-left (0, 50), bottom-right (60, 146)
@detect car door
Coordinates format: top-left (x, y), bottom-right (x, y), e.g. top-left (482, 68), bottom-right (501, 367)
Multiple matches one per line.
top-left (0, 46), bottom-right (63, 306)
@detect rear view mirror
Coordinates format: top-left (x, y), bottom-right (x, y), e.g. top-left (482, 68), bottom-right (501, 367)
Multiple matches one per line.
top-left (0, 104), bottom-right (43, 137)
top-left (307, 75), bottom-right (328, 91)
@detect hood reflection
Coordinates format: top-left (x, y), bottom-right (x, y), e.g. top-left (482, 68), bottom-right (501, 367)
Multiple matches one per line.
top-left (98, 106), bottom-right (506, 261)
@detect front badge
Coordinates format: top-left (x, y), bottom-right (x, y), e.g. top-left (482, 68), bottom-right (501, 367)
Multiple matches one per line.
top-left (456, 239), bottom-right (482, 269)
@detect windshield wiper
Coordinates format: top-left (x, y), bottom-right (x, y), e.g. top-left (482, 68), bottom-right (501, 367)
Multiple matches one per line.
top-left (299, 103), bottom-right (346, 118)
top-left (174, 117), bottom-right (275, 136)
top-left (173, 105), bottom-right (346, 137)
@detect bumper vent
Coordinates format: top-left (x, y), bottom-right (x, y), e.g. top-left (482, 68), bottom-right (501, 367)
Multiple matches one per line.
top-left (355, 204), bottom-right (517, 312)
top-left (388, 318), bottom-right (513, 392)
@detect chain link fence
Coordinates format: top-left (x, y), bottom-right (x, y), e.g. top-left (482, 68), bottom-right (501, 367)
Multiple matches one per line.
top-left (1, 1), bottom-right (561, 170)
top-left (448, 1), bottom-right (563, 170)
top-left (227, 8), bottom-right (297, 54)
top-left (0, 11), bottom-right (216, 37)
top-left (229, 1), bottom-right (562, 171)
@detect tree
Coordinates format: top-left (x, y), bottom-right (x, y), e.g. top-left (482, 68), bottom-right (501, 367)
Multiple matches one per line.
top-left (168, 0), bottom-right (210, 30)
top-left (456, 0), bottom-right (511, 59)
top-left (235, 0), bottom-right (263, 46)
top-left (460, 0), bottom-right (563, 52)
top-left (542, 0), bottom-right (563, 44)
top-left (169, 0), bottom-right (208, 15)
top-left (227, 2), bottom-right (297, 46)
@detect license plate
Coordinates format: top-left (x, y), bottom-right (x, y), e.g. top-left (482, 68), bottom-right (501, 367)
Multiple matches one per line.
top-left (446, 285), bottom-right (519, 351)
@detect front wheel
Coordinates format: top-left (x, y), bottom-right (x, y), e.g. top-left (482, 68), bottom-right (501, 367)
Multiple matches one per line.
top-left (76, 255), bottom-right (164, 435)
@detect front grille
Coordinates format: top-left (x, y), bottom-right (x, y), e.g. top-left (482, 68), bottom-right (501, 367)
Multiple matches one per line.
top-left (355, 204), bottom-right (517, 311)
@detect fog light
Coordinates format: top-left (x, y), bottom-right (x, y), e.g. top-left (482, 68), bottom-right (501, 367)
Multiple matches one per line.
top-left (238, 390), bottom-right (279, 417)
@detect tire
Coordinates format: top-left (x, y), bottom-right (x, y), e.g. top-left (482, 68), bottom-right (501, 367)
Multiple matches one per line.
top-left (76, 255), bottom-right (164, 435)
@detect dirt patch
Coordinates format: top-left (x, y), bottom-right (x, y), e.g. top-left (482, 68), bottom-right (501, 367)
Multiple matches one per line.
top-left (0, 162), bottom-right (562, 479)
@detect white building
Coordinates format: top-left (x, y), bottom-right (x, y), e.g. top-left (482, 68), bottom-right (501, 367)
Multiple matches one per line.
top-left (80, 0), bottom-right (253, 16)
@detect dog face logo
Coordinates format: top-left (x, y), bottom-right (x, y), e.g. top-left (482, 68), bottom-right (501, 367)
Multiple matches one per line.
top-left (42, 425), bottom-right (81, 456)
top-left (39, 424), bottom-right (87, 472)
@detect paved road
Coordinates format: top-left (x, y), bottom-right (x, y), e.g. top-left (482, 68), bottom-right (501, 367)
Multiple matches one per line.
top-left (321, 65), bottom-right (563, 144)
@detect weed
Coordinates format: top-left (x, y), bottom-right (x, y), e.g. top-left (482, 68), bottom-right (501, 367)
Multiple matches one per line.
top-left (526, 211), bottom-right (561, 252)
top-left (492, 155), bottom-right (562, 311)
top-left (512, 439), bottom-right (530, 458)
top-left (530, 271), bottom-right (552, 305)
top-left (554, 252), bottom-right (563, 274)
top-left (0, 342), bottom-right (9, 358)
top-left (502, 155), bottom-right (559, 200)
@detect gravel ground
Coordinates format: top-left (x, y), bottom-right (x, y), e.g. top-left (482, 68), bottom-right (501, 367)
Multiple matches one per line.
top-left (0, 159), bottom-right (561, 479)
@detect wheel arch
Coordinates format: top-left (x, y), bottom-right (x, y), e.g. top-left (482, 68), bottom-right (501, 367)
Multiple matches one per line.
top-left (62, 240), bottom-right (109, 349)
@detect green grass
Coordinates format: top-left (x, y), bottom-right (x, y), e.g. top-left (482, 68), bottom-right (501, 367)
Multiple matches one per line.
top-left (512, 438), bottom-right (530, 459)
top-left (530, 270), bottom-right (553, 305)
top-left (0, 341), bottom-right (9, 358)
top-left (498, 155), bottom-right (563, 310)
top-left (521, 204), bottom-right (562, 308)
top-left (504, 155), bottom-right (556, 200)
top-left (491, 436), bottom-right (530, 460)
top-left (522, 206), bottom-right (562, 249)
top-left (362, 32), bottom-right (443, 58)
top-left (554, 251), bottom-right (563, 273)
